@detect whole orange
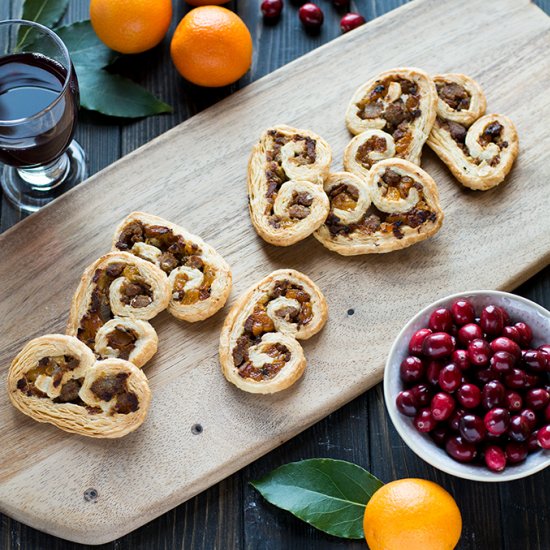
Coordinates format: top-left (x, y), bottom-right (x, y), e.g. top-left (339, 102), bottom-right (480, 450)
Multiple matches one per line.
top-left (363, 478), bottom-right (462, 550)
top-left (90, 0), bottom-right (172, 54)
top-left (170, 6), bottom-right (253, 87)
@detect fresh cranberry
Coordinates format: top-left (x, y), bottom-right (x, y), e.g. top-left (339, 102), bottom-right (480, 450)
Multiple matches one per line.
top-left (514, 322), bottom-right (533, 346)
top-left (504, 368), bottom-right (527, 389)
top-left (445, 435), bottom-right (477, 462)
top-left (522, 350), bottom-right (548, 373)
top-left (475, 368), bottom-right (498, 385)
top-left (525, 388), bottom-right (550, 410)
top-left (438, 364), bottom-right (462, 392)
top-left (429, 307), bottom-right (453, 333)
top-left (537, 425), bottom-right (550, 449)
top-left (528, 430), bottom-right (540, 452)
top-left (409, 328), bottom-right (432, 355)
top-left (497, 306), bottom-right (511, 326)
top-left (299, 3), bottom-right (324, 29)
top-left (414, 408), bottom-right (436, 432)
top-left (504, 390), bottom-right (523, 412)
top-left (468, 338), bottom-right (491, 366)
top-left (484, 407), bottom-right (510, 436)
top-left (261, 0), bottom-right (283, 19)
top-left (502, 325), bottom-right (521, 343)
top-left (451, 299), bottom-right (475, 326)
top-left (449, 407), bottom-right (466, 431)
top-left (400, 356), bottom-right (425, 384)
top-left (480, 305), bottom-right (504, 336)
top-left (490, 337), bottom-right (521, 358)
top-left (430, 425), bottom-right (449, 447)
top-left (490, 350), bottom-right (515, 374)
top-left (426, 360), bottom-right (443, 386)
top-left (458, 323), bottom-right (483, 345)
top-left (396, 390), bottom-right (417, 416)
top-left (505, 441), bottom-right (528, 464)
top-left (524, 372), bottom-right (541, 388)
top-left (538, 344), bottom-right (550, 358)
top-left (545, 403), bottom-right (550, 422)
top-left (459, 414), bottom-right (486, 443)
top-left (484, 445), bottom-right (507, 472)
top-left (508, 414), bottom-right (531, 442)
top-left (482, 380), bottom-right (505, 409)
top-left (520, 409), bottom-right (537, 431)
top-left (452, 349), bottom-right (470, 370)
top-left (431, 392), bottom-right (456, 421)
top-left (340, 12), bottom-right (365, 32)
top-left (457, 383), bottom-right (482, 409)
top-left (411, 383), bottom-right (431, 407)
top-left (423, 332), bottom-right (455, 359)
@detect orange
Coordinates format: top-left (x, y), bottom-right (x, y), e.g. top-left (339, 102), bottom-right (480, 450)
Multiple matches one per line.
top-left (170, 6), bottom-right (253, 87)
top-left (186, 0), bottom-right (229, 5)
top-left (363, 478), bottom-right (462, 550)
top-left (90, 0), bottom-right (172, 54)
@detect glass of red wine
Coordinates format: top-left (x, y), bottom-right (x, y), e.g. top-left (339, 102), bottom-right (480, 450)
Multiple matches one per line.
top-left (0, 19), bottom-right (87, 213)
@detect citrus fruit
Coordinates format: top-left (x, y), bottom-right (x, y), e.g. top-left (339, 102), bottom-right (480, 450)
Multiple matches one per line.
top-left (170, 6), bottom-right (253, 87)
top-left (90, 0), bottom-right (172, 54)
top-left (363, 478), bottom-right (462, 550)
top-left (186, 0), bottom-right (229, 5)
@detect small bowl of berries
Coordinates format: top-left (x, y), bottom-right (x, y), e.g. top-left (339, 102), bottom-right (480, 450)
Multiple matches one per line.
top-left (384, 290), bottom-right (550, 481)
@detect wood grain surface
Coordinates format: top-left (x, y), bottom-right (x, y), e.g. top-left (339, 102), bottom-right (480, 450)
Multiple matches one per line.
top-left (1, 0), bottom-right (550, 546)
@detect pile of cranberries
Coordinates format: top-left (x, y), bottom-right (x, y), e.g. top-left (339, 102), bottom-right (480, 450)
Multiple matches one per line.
top-left (395, 298), bottom-right (550, 473)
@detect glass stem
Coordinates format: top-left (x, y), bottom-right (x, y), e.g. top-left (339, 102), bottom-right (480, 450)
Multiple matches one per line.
top-left (16, 152), bottom-right (70, 191)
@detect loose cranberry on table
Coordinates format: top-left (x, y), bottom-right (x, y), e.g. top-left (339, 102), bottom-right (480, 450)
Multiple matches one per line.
top-left (261, 0), bottom-right (283, 20)
top-left (340, 12), bottom-right (365, 33)
top-left (298, 3), bottom-right (324, 29)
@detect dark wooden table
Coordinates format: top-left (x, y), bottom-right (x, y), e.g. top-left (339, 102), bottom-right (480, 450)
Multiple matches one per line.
top-left (2, 1), bottom-right (549, 548)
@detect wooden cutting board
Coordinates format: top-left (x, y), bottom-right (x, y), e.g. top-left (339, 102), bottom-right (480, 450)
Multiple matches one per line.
top-left (1, 0), bottom-right (550, 544)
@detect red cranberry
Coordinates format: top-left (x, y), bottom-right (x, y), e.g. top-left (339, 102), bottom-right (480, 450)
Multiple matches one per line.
top-left (445, 435), bottom-right (477, 462)
top-left (525, 388), bottom-right (550, 410)
top-left (528, 430), bottom-right (540, 452)
top-left (429, 307), bottom-right (453, 333)
top-left (520, 409), bottom-right (537, 431)
top-left (261, 0), bottom-right (283, 19)
top-left (411, 384), bottom-right (431, 407)
top-left (504, 390), bottom-right (523, 412)
top-left (426, 360), bottom-right (443, 385)
top-left (452, 349), bottom-right (470, 370)
top-left (514, 322), bottom-right (533, 346)
top-left (458, 323), bottom-right (483, 345)
top-left (431, 392), bottom-right (456, 422)
top-left (457, 383), bottom-right (482, 409)
top-left (396, 390), bottom-right (417, 416)
top-left (430, 425), bottom-right (449, 447)
top-left (482, 380), bottom-right (505, 409)
top-left (502, 325), bottom-right (521, 343)
top-left (490, 350), bottom-right (515, 374)
top-left (400, 356), bottom-right (425, 384)
top-left (484, 407), bottom-right (510, 436)
top-left (545, 403), bottom-right (550, 422)
top-left (497, 306), bottom-right (511, 326)
top-left (522, 350), bottom-right (548, 373)
top-left (451, 298), bottom-right (475, 326)
top-left (490, 337), bottom-right (521, 359)
top-left (538, 344), bottom-right (550, 358)
top-left (409, 328), bottom-right (432, 355)
top-left (484, 445), bottom-right (507, 472)
top-left (508, 414), bottom-right (531, 442)
top-left (423, 332), bottom-right (455, 359)
top-left (340, 12), bottom-right (365, 32)
top-left (524, 372), bottom-right (541, 388)
top-left (505, 441), bottom-right (528, 464)
top-left (459, 414), bottom-right (486, 443)
top-left (475, 368), bottom-right (498, 385)
top-left (299, 3), bottom-right (324, 28)
top-left (537, 425), bottom-right (550, 449)
top-left (468, 338), bottom-right (491, 366)
top-left (438, 364), bottom-right (462, 392)
top-left (480, 305), bottom-right (504, 336)
top-left (504, 368), bottom-right (527, 389)
top-left (414, 408), bottom-right (437, 432)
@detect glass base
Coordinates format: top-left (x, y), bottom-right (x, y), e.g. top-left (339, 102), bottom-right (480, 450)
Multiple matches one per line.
top-left (1, 140), bottom-right (88, 213)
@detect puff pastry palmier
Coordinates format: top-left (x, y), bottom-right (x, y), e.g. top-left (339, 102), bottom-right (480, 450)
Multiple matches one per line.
top-left (343, 129), bottom-right (396, 179)
top-left (8, 335), bottom-right (151, 438)
top-left (248, 125), bottom-right (332, 246)
top-left (427, 73), bottom-right (519, 190)
top-left (67, 251), bottom-right (170, 366)
top-left (314, 162), bottom-right (443, 255)
top-left (345, 67), bottom-right (437, 165)
top-left (219, 269), bottom-right (327, 394)
top-left (112, 212), bottom-right (232, 322)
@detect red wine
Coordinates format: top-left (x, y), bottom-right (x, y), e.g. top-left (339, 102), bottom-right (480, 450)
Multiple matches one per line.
top-left (0, 52), bottom-right (79, 167)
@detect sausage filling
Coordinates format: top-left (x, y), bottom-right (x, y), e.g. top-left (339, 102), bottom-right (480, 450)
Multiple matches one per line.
top-left (106, 326), bottom-right (139, 361)
top-left (90, 372), bottom-right (139, 415)
top-left (355, 135), bottom-right (388, 169)
top-left (436, 81), bottom-right (471, 111)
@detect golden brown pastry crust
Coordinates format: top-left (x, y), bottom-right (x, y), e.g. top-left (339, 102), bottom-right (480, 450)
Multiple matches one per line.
top-left (345, 67), bottom-right (437, 165)
top-left (66, 251), bottom-right (170, 367)
top-left (314, 163), bottom-right (444, 255)
top-left (343, 129), bottom-right (396, 179)
top-left (219, 269), bottom-right (328, 394)
top-left (8, 334), bottom-right (151, 438)
top-left (247, 125), bottom-right (332, 246)
top-left (427, 73), bottom-right (519, 190)
top-left (112, 212), bottom-right (232, 322)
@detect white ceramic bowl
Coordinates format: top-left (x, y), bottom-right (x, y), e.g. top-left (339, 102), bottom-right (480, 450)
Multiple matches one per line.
top-left (384, 290), bottom-right (550, 482)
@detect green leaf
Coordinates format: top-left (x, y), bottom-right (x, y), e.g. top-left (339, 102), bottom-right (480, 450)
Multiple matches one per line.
top-left (78, 70), bottom-right (172, 118)
top-left (250, 459), bottom-right (384, 539)
top-left (17, 0), bottom-right (69, 49)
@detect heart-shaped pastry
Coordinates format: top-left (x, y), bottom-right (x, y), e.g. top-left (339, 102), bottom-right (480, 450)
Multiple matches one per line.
top-left (219, 269), bottom-right (327, 394)
top-left (345, 67), bottom-right (437, 165)
top-left (8, 334), bottom-right (151, 438)
top-left (427, 73), bottom-right (519, 190)
top-left (248, 125), bottom-right (332, 246)
top-left (112, 212), bottom-right (232, 322)
top-left (314, 160), bottom-right (444, 255)
top-left (67, 251), bottom-right (171, 367)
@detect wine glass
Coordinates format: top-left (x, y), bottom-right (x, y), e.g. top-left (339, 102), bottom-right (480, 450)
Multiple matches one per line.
top-left (0, 19), bottom-right (87, 213)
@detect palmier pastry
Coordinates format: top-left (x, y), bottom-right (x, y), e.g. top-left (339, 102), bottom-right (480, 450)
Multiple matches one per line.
top-left (427, 73), bottom-right (519, 190)
top-left (314, 161), bottom-right (443, 255)
top-left (345, 67), bottom-right (437, 165)
top-left (219, 269), bottom-right (327, 394)
top-left (67, 251), bottom-right (170, 367)
top-left (112, 212), bottom-right (232, 322)
top-left (248, 125), bottom-right (332, 246)
top-left (343, 129), bottom-right (396, 179)
top-left (8, 334), bottom-right (151, 438)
